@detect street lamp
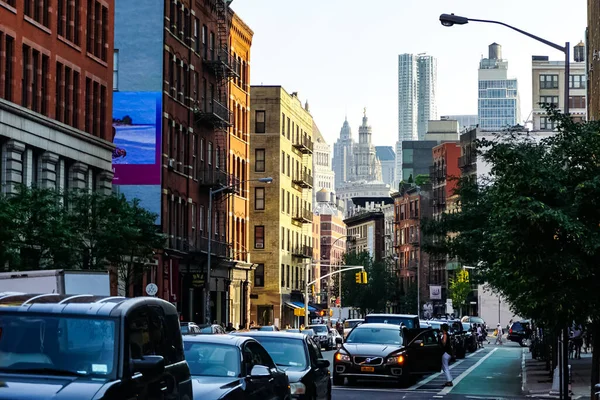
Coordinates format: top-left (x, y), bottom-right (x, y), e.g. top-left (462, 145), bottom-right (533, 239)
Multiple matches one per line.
top-left (439, 13), bottom-right (571, 117)
top-left (206, 177), bottom-right (273, 324)
top-left (440, 13), bottom-right (571, 398)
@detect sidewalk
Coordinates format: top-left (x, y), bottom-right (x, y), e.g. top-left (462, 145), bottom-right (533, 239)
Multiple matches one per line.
top-left (522, 349), bottom-right (592, 399)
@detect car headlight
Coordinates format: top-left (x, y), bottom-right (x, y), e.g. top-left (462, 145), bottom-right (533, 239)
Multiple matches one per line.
top-left (335, 352), bottom-right (351, 362)
top-left (290, 382), bottom-right (306, 395)
top-left (385, 354), bottom-right (405, 365)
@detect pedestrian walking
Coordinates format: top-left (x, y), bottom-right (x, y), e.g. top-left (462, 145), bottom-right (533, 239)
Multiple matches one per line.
top-left (483, 322), bottom-right (490, 344)
top-left (440, 323), bottom-right (453, 387)
top-left (476, 324), bottom-right (484, 348)
top-left (495, 323), bottom-right (504, 345)
top-left (570, 324), bottom-right (583, 359)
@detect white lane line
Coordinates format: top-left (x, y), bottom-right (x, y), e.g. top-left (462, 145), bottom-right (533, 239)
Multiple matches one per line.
top-left (439, 347), bottom-right (499, 395)
top-left (407, 356), bottom-right (468, 390)
top-left (520, 347), bottom-right (527, 394)
top-left (332, 387), bottom-right (438, 393)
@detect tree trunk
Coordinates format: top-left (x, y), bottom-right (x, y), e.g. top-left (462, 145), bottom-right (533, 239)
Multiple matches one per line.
top-left (591, 319), bottom-right (600, 400)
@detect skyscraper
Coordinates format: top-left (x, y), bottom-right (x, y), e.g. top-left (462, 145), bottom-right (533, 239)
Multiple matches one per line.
top-left (396, 53), bottom-right (437, 186)
top-left (333, 117), bottom-right (355, 189)
top-left (351, 110), bottom-right (382, 182)
top-left (478, 43), bottom-right (521, 131)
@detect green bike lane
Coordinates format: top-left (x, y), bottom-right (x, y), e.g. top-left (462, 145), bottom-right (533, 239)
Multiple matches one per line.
top-left (443, 344), bottom-right (525, 398)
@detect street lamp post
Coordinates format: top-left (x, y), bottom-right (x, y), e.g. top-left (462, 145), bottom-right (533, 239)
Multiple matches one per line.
top-left (205, 177), bottom-right (272, 325)
top-left (440, 14), bottom-right (571, 399)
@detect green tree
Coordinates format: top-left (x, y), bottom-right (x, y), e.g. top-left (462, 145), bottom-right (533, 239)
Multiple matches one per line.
top-left (449, 269), bottom-right (471, 317)
top-left (415, 174), bottom-right (430, 186)
top-left (421, 108), bottom-right (600, 393)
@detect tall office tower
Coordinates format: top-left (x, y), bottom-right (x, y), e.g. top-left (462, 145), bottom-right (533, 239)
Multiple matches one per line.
top-left (333, 117), bottom-right (355, 189)
top-left (396, 53), bottom-right (437, 186)
top-left (478, 43), bottom-right (521, 131)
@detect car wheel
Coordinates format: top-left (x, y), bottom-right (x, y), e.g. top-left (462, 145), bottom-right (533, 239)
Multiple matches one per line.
top-left (332, 374), bottom-right (344, 386)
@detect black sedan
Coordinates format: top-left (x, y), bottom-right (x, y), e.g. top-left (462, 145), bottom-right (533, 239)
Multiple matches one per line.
top-left (333, 323), bottom-right (442, 387)
top-left (183, 334), bottom-right (290, 399)
top-left (232, 331), bottom-right (331, 400)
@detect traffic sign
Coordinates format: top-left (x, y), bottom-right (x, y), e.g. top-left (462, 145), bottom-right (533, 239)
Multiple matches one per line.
top-left (294, 308), bottom-right (306, 317)
top-left (145, 283), bottom-right (158, 296)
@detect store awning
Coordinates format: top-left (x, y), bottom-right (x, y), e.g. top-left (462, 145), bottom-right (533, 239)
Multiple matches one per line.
top-left (285, 301), bottom-right (317, 312)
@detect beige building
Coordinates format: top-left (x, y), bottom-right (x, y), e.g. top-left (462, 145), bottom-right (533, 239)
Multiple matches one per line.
top-left (249, 86), bottom-right (314, 328)
top-left (531, 47), bottom-right (587, 131)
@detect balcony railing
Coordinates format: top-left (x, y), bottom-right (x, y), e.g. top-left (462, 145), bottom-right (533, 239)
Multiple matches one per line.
top-left (194, 99), bottom-right (231, 129)
top-left (409, 235), bottom-right (420, 246)
top-left (458, 155), bottom-right (475, 169)
top-left (292, 245), bottom-right (313, 259)
top-left (292, 135), bottom-right (313, 154)
top-left (199, 169), bottom-right (230, 189)
top-left (292, 208), bottom-right (313, 224)
top-left (168, 236), bottom-right (231, 258)
top-left (292, 172), bottom-right (313, 189)
top-left (203, 46), bottom-right (240, 80)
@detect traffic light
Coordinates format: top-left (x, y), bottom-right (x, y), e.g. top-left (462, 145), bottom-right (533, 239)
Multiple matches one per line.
top-left (319, 309), bottom-right (325, 317)
top-left (355, 272), bottom-right (362, 284)
top-left (361, 271), bottom-right (368, 284)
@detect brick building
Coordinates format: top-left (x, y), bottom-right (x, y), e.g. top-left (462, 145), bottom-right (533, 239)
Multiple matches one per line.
top-left (114, 0), bottom-right (250, 325)
top-left (0, 0), bottom-right (114, 196)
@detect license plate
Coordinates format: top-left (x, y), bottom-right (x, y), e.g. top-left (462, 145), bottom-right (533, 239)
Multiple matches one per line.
top-left (361, 366), bottom-right (375, 372)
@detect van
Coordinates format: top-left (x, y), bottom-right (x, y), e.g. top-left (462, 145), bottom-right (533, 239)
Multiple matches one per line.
top-left (0, 292), bottom-right (193, 400)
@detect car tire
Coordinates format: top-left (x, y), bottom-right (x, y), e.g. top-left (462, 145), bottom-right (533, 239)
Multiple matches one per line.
top-left (332, 374), bottom-right (344, 386)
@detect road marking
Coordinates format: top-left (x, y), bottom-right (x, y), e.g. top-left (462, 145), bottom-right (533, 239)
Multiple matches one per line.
top-left (439, 347), bottom-right (499, 395)
top-left (521, 347), bottom-right (527, 394)
top-left (332, 387), bottom-right (438, 393)
top-left (407, 355), bottom-right (471, 390)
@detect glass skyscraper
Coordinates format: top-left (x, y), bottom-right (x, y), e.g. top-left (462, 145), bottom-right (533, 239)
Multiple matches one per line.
top-left (477, 43), bottom-right (521, 131)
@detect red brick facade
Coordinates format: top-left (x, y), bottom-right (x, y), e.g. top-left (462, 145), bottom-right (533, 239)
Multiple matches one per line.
top-left (0, 0), bottom-right (113, 141)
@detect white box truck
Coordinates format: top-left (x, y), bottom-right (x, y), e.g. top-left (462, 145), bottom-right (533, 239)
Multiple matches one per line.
top-left (0, 269), bottom-right (111, 296)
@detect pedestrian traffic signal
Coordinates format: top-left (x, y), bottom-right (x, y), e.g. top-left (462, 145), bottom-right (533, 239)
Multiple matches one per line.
top-left (361, 271), bottom-right (368, 284)
top-left (355, 272), bottom-right (362, 283)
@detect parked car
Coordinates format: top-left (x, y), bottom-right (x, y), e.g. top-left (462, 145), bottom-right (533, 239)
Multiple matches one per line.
top-left (250, 325), bottom-right (280, 332)
top-left (198, 324), bottom-right (227, 334)
top-left (364, 313), bottom-right (420, 329)
top-left (231, 331), bottom-right (332, 400)
top-left (507, 320), bottom-right (532, 347)
top-left (343, 319), bottom-right (364, 339)
top-left (0, 292), bottom-right (193, 399)
top-left (462, 322), bottom-right (478, 352)
top-left (333, 323), bottom-right (442, 387)
top-left (181, 321), bottom-right (202, 334)
top-left (461, 316), bottom-right (486, 326)
top-left (183, 334), bottom-right (290, 399)
top-left (308, 324), bottom-right (334, 350)
top-left (427, 320), bottom-right (466, 359)
top-left (420, 320), bottom-right (432, 328)
top-left (285, 328), bottom-right (317, 341)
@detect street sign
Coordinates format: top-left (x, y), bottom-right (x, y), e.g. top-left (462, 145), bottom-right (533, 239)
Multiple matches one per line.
top-left (294, 308), bottom-right (306, 317)
top-left (329, 309), bottom-right (333, 317)
top-left (145, 283), bottom-right (158, 296)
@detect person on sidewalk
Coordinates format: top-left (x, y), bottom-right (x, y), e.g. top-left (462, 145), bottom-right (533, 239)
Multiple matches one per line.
top-left (570, 324), bottom-right (583, 359)
top-left (484, 322), bottom-right (490, 344)
top-left (495, 323), bottom-right (504, 345)
top-left (476, 324), bottom-right (484, 348)
top-left (441, 323), bottom-right (453, 387)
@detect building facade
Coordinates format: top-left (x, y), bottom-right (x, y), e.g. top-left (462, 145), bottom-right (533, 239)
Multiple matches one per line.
top-left (531, 48), bottom-right (586, 131)
top-left (375, 146), bottom-right (396, 189)
top-left (396, 53), bottom-right (438, 186)
top-left (350, 111), bottom-right (382, 183)
top-left (400, 140), bottom-right (438, 182)
top-left (312, 122), bottom-right (335, 207)
top-left (430, 142), bottom-right (461, 218)
top-left (345, 210), bottom-right (386, 262)
top-left (114, 0), bottom-right (251, 325)
top-left (332, 117), bottom-right (354, 189)
top-left (0, 0), bottom-right (114, 196)
top-left (249, 86), bottom-right (314, 328)
top-left (440, 115), bottom-right (479, 132)
top-left (318, 198), bottom-right (347, 309)
top-left (392, 184), bottom-right (432, 317)
top-left (478, 43), bottom-right (520, 131)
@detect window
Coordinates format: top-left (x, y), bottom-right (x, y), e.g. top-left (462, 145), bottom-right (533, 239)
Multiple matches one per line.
top-left (254, 187), bottom-right (265, 210)
top-left (539, 96), bottom-right (558, 107)
top-left (2, 34), bottom-right (15, 102)
top-left (539, 74), bottom-right (559, 89)
top-left (208, 142), bottom-right (213, 165)
top-left (569, 95), bottom-right (586, 109)
top-left (25, 0), bottom-right (50, 27)
top-left (540, 117), bottom-right (557, 131)
top-left (281, 264), bottom-right (285, 287)
top-left (254, 264), bottom-right (265, 287)
top-left (202, 25), bottom-right (208, 59)
top-left (255, 110), bottom-right (265, 133)
top-left (193, 18), bottom-right (200, 52)
top-left (113, 50), bottom-right (118, 91)
top-left (254, 226), bottom-right (265, 249)
top-left (58, 0), bottom-right (81, 45)
top-left (569, 74), bottom-right (586, 89)
top-left (255, 149), bottom-right (265, 172)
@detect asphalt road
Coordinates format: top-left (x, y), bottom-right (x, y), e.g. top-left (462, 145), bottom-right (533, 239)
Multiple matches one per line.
top-left (323, 341), bottom-right (528, 400)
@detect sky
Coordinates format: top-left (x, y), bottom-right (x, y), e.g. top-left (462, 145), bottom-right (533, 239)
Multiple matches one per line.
top-left (231, 0), bottom-right (587, 148)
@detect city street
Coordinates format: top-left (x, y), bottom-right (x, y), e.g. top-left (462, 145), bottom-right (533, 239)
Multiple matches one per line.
top-left (324, 341), bottom-right (527, 399)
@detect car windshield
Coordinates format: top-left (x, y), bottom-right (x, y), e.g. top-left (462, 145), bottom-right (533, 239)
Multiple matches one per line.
top-left (250, 337), bottom-right (307, 370)
top-left (198, 325), bottom-right (213, 334)
top-left (302, 329), bottom-right (315, 336)
top-left (0, 314), bottom-right (116, 378)
top-left (346, 327), bottom-right (403, 346)
top-left (183, 342), bottom-right (240, 377)
top-left (365, 316), bottom-right (416, 328)
top-left (344, 320), bottom-right (362, 329)
top-left (309, 325), bottom-right (327, 333)
top-left (181, 325), bottom-right (189, 334)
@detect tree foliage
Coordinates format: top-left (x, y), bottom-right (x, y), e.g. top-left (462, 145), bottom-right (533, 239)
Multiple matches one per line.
top-left (0, 186), bottom-right (164, 293)
top-left (415, 174), bottom-right (430, 186)
top-left (422, 109), bottom-right (600, 329)
top-left (449, 269), bottom-right (471, 315)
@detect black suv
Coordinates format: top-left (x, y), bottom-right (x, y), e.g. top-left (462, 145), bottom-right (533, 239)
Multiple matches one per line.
top-left (507, 320), bottom-right (532, 347)
top-left (0, 292), bottom-right (193, 400)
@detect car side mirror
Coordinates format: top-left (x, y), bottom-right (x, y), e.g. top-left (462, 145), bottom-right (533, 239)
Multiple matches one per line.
top-left (249, 365), bottom-right (271, 379)
top-left (412, 339), bottom-right (424, 348)
top-left (132, 355), bottom-right (165, 378)
top-left (316, 359), bottom-right (330, 369)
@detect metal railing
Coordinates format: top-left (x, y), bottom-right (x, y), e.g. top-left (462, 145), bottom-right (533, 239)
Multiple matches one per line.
top-left (292, 172), bottom-right (313, 188)
top-left (292, 135), bottom-right (313, 154)
top-left (292, 208), bottom-right (313, 223)
top-left (292, 245), bottom-right (313, 259)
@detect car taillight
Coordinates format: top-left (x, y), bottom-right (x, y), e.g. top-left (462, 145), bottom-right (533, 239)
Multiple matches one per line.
top-left (509, 329), bottom-right (512, 334)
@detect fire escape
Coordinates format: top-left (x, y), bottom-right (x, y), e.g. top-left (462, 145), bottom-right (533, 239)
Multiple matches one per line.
top-left (193, 0), bottom-right (240, 190)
